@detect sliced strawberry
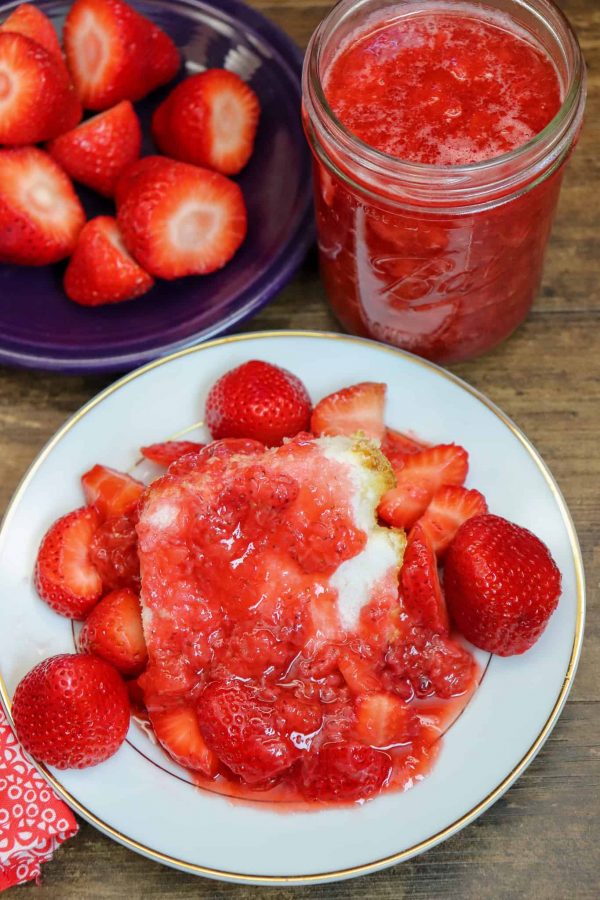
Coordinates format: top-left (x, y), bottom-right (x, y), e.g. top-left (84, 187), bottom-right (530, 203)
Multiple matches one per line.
top-left (0, 33), bottom-right (81, 144)
top-left (338, 650), bottom-right (382, 696)
top-left (65, 216), bottom-right (154, 306)
top-left (0, 148), bottom-right (85, 266)
top-left (79, 587), bottom-right (147, 677)
top-left (354, 692), bottom-right (418, 747)
top-left (117, 157), bottom-right (247, 279)
top-left (310, 382), bottom-right (386, 440)
top-left (380, 428), bottom-right (429, 469)
top-left (400, 522), bottom-right (449, 635)
top-left (152, 69), bottom-right (260, 175)
top-left (416, 485), bottom-right (488, 556)
top-left (150, 705), bottom-right (219, 776)
top-left (378, 444), bottom-right (469, 529)
top-left (64, 0), bottom-right (179, 110)
top-left (82, 464), bottom-right (145, 519)
top-left (34, 507), bottom-right (103, 619)
top-left (47, 101), bottom-right (141, 197)
top-left (1, 4), bottom-right (63, 61)
top-left (140, 441), bottom-right (206, 467)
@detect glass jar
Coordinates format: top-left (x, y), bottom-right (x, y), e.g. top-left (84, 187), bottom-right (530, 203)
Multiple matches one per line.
top-left (302, 0), bottom-right (586, 363)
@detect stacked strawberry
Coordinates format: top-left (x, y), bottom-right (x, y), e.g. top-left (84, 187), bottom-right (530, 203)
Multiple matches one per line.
top-left (11, 362), bottom-right (562, 797)
top-left (0, 0), bottom-right (260, 307)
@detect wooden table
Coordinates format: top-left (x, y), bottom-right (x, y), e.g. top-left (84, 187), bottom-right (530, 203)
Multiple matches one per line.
top-left (2, 1), bottom-right (598, 896)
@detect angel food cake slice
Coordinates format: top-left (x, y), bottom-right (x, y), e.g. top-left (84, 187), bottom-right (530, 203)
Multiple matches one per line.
top-left (136, 434), bottom-right (405, 709)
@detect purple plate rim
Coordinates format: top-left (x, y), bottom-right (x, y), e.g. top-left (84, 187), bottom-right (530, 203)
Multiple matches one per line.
top-left (0, 0), bottom-right (315, 375)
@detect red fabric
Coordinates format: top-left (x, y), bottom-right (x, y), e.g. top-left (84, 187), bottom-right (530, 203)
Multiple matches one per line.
top-left (0, 706), bottom-right (78, 890)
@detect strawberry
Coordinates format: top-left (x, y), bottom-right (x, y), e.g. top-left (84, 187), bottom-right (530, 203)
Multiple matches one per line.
top-left (114, 154), bottom-right (173, 205)
top-left (354, 692), bottom-right (417, 747)
top-left (34, 507), bottom-right (103, 619)
top-left (196, 678), bottom-right (300, 784)
top-left (385, 625), bottom-right (476, 699)
top-left (89, 510), bottom-right (140, 591)
top-left (378, 443), bottom-right (469, 529)
top-left (81, 464), bottom-right (145, 519)
top-left (150, 706), bottom-right (219, 776)
top-left (416, 485), bottom-right (488, 556)
top-left (64, 216), bottom-right (154, 306)
top-left (205, 360), bottom-right (312, 446)
top-left (0, 149), bottom-right (84, 267)
top-left (400, 522), bottom-right (449, 635)
top-left (63, 0), bottom-right (179, 110)
top-left (444, 514), bottom-right (562, 656)
top-left (0, 32), bottom-right (81, 144)
top-left (380, 428), bottom-right (429, 469)
top-left (140, 440), bottom-right (206, 467)
top-left (79, 587), bottom-right (147, 677)
top-left (117, 157), bottom-right (247, 279)
top-left (338, 650), bottom-right (382, 696)
top-left (300, 741), bottom-right (391, 802)
top-left (152, 69), bottom-right (260, 175)
top-left (310, 382), bottom-right (386, 441)
top-left (1, 4), bottom-right (63, 61)
top-left (47, 101), bottom-right (141, 198)
top-left (12, 653), bottom-right (130, 769)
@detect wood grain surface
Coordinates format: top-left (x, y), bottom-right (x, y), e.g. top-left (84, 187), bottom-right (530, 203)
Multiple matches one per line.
top-left (2, 0), bottom-right (599, 896)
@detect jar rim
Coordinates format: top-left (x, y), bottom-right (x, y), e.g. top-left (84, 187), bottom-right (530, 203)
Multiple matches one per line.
top-left (305, 0), bottom-right (586, 191)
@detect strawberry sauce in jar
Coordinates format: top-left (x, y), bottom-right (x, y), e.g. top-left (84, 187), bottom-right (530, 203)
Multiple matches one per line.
top-left (302, 0), bottom-right (585, 362)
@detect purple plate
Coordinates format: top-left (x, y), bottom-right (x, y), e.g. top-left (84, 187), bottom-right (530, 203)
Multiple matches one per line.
top-left (0, 0), bottom-right (314, 373)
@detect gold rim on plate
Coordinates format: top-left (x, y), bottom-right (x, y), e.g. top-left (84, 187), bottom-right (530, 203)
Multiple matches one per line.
top-left (0, 331), bottom-right (586, 884)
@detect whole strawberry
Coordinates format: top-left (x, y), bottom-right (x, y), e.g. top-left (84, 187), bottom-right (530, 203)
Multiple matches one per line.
top-left (445, 514), bottom-right (561, 656)
top-left (12, 654), bottom-right (130, 768)
top-left (205, 360), bottom-right (312, 446)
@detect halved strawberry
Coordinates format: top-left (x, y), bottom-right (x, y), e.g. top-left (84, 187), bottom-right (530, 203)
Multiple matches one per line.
top-left (47, 101), bottom-right (141, 198)
top-left (117, 158), bottom-right (247, 279)
top-left (34, 507), bottom-right (103, 619)
top-left (150, 705), bottom-right (219, 776)
top-left (416, 485), bottom-right (488, 556)
top-left (64, 0), bottom-right (179, 110)
top-left (152, 69), bottom-right (260, 175)
top-left (82, 464), bottom-right (145, 519)
top-left (0, 148), bottom-right (85, 266)
top-left (1, 4), bottom-right (63, 61)
top-left (140, 441), bottom-right (206, 466)
top-left (65, 217), bottom-right (154, 306)
top-left (338, 650), bottom-right (382, 696)
top-left (310, 382), bottom-right (386, 440)
top-left (0, 32), bottom-right (81, 144)
top-left (114, 154), bottom-right (173, 206)
top-left (378, 444), bottom-right (469, 529)
top-left (354, 692), bottom-right (417, 747)
top-left (380, 428), bottom-right (429, 469)
top-left (79, 587), bottom-right (147, 677)
top-left (400, 522), bottom-right (449, 635)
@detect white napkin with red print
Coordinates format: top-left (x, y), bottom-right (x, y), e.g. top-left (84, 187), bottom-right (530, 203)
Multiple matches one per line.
top-left (0, 706), bottom-right (78, 890)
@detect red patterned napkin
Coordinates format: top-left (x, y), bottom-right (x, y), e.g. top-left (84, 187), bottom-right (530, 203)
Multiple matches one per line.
top-left (0, 706), bottom-right (78, 890)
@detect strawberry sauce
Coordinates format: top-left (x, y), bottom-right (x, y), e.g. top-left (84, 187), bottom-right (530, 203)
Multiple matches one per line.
top-left (305, 2), bottom-right (573, 363)
top-left (136, 436), bottom-right (478, 804)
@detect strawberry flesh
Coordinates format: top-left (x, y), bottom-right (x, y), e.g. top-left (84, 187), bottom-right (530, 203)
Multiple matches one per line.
top-left (65, 216), bottom-right (154, 306)
top-left (89, 511), bottom-right (140, 592)
top-left (310, 382), bottom-right (386, 440)
top-left (140, 441), bottom-right (206, 467)
top-left (380, 427), bottom-right (429, 469)
top-left (117, 157), bottom-right (247, 279)
top-left (47, 101), bottom-right (142, 198)
top-left (0, 147), bottom-right (85, 266)
top-left (1, 4), bottom-right (63, 61)
top-left (79, 587), bottom-right (147, 677)
top-left (81, 464), bottom-right (145, 519)
top-left (300, 741), bottom-right (392, 802)
top-left (400, 522), bottom-right (449, 635)
top-left (354, 692), bottom-right (418, 747)
top-left (150, 705), bottom-right (219, 776)
top-left (34, 507), bottom-right (103, 619)
top-left (152, 69), bottom-right (260, 175)
top-left (416, 485), bottom-right (488, 556)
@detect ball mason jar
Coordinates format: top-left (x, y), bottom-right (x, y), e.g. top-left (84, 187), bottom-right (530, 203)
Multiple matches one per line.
top-left (302, 0), bottom-right (586, 363)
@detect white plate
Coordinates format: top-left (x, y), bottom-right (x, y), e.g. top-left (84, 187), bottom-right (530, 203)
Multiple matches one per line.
top-left (0, 332), bottom-right (585, 885)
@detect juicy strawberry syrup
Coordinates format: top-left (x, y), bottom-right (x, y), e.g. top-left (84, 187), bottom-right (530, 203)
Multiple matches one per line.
top-left (135, 437), bottom-right (478, 805)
